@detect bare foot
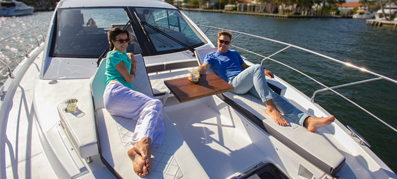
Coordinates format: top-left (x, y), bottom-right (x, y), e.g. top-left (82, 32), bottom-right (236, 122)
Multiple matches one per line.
top-left (133, 138), bottom-right (152, 172)
top-left (304, 115), bottom-right (335, 132)
top-left (265, 100), bottom-right (290, 126)
top-left (128, 148), bottom-right (148, 177)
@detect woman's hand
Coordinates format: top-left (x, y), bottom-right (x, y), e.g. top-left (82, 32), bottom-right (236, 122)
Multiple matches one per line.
top-left (127, 53), bottom-right (137, 74)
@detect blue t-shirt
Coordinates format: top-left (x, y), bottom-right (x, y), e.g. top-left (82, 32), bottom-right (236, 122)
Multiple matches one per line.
top-left (203, 50), bottom-right (244, 82)
top-left (105, 50), bottom-right (133, 90)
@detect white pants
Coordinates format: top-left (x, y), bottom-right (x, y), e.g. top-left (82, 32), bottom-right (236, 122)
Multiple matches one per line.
top-left (103, 81), bottom-right (165, 147)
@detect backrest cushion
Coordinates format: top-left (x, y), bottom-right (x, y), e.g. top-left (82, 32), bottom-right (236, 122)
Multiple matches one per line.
top-left (91, 54), bottom-right (152, 110)
top-left (195, 47), bottom-right (217, 65)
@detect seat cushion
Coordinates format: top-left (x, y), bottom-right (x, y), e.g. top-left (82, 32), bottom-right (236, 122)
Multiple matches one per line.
top-left (222, 92), bottom-right (345, 176)
top-left (96, 108), bottom-right (209, 178)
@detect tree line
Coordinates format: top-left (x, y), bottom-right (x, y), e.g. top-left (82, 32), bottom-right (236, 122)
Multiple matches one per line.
top-left (165, 0), bottom-right (396, 17)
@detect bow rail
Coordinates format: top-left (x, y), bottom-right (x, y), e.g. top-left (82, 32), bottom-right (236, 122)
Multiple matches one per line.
top-left (197, 24), bottom-right (397, 133)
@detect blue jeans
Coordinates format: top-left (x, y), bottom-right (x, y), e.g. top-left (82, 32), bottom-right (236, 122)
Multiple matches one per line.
top-left (228, 64), bottom-right (309, 126)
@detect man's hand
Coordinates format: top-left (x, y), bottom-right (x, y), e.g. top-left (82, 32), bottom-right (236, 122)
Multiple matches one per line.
top-left (188, 72), bottom-right (200, 82)
top-left (264, 69), bottom-right (274, 78)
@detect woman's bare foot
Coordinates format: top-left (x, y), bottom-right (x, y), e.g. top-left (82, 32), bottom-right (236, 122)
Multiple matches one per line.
top-left (265, 100), bottom-right (289, 126)
top-left (127, 148), bottom-right (148, 177)
top-left (304, 115), bottom-right (335, 132)
top-left (133, 138), bottom-right (152, 172)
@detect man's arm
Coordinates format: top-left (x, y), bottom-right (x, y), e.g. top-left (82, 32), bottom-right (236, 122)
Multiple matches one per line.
top-left (241, 63), bottom-right (250, 70)
top-left (188, 62), bottom-right (210, 81)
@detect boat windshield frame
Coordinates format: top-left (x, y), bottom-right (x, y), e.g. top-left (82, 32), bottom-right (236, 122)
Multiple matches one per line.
top-left (131, 7), bottom-right (206, 56)
top-left (49, 7), bottom-right (143, 58)
top-left (48, 6), bottom-right (206, 58)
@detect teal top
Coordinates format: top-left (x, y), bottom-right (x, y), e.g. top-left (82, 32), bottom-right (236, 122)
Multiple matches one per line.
top-left (105, 50), bottom-right (133, 90)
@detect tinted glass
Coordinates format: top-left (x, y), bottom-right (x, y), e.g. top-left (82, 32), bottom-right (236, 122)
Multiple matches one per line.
top-left (52, 8), bottom-right (142, 57)
top-left (135, 8), bottom-right (205, 52)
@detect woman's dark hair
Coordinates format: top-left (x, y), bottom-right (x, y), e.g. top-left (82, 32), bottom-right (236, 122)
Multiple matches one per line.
top-left (108, 27), bottom-right (133, 50)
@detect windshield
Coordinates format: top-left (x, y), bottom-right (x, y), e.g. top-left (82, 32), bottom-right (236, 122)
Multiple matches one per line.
top-left (51, 8), bottom-right (142, 58)
top-left (135, 8), bottom-right (205, 52)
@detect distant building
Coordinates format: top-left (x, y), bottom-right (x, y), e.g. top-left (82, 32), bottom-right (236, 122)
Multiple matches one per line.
top-left (173, 0), bottom-right (183, 7)
top-left (237, 0), bottom-right (274, 13)
top-left (237, 0), bottom-right (306, 14)
top-left (337, 2), bottom-right (362, 15)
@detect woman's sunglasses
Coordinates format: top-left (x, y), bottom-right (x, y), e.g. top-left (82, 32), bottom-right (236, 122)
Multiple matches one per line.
top-left (114, 38), bottom-right (130, 44)
top-left (218, 39), bottom-right (230, 45)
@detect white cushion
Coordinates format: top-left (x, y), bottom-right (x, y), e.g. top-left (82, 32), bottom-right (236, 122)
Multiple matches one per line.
top-left (91, 54), bottom-right (152, 110)
top-left (96, 108), bottom-right (209, 178)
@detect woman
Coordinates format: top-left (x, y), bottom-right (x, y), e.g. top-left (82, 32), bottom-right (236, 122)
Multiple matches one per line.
top-left (103, 27), bottom-right (165, 177)
top-left (86, 18), bottom-right (96, 27)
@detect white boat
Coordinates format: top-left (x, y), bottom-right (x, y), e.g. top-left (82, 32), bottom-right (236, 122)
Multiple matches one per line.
top-left (375, 3), bottom-right (397, 20)
top-left (1, 0), bottom-right (396, 178)
top-left (353, 9), bottom-right (374, 19)
top-left (0, 0), bottom-right (34, 16)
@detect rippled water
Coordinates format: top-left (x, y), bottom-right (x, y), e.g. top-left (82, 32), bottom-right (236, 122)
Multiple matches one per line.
top-left (0, 10), bottom-right (396, 173)
top-left (0, 11), bottom-right (53, 83)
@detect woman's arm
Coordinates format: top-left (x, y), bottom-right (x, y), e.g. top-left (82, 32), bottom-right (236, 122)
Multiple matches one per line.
top-left (115, 61), bottom-right (135, 83)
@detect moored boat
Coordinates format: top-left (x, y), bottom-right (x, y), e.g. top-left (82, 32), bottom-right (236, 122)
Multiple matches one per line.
top-left (0, 0), bottom-right (34, 16)
top-left (353, 9), bottom-right (374, 19)
top-left (0, 0), bottom-right (396, 178)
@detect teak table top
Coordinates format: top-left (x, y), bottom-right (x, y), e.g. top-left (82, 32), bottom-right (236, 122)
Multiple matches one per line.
top-left (164, 73), bottom-right (234, 102)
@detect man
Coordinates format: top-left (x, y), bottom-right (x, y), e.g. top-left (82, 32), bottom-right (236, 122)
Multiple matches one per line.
top-left (60, 12), bottom-right (84, 37)
top-left (189, 30), bottom-right (334, 132)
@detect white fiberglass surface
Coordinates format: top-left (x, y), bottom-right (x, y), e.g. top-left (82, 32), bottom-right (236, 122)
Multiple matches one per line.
top-left (164, 97), bottom-right (268, 178)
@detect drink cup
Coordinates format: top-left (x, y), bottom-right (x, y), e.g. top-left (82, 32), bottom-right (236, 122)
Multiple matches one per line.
top-left (66, 99), bottom-right (78, 112)
top-left (192, 70), bottom-right (200, 83)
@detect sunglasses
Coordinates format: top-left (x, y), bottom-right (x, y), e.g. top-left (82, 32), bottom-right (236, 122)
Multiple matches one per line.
top-left (218, 39), bottom-right (230, 45)
top-left (114, 38), bottom-right (130, 44)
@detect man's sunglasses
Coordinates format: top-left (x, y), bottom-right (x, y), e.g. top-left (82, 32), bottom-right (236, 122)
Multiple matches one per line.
top-left (114, 38), bottom-right (131, 44)
top-left (218, 39), bottom-right (230, 45)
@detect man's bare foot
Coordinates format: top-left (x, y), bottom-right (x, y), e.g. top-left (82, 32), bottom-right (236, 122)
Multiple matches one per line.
top-left (304, 115), bottom-right (335, 132)
top-left (265, 100), bottom-right (289, 126)
top-left (133, 138), bottom-right (152, 172)
top-left (128, 148), bottom-right (148, 177)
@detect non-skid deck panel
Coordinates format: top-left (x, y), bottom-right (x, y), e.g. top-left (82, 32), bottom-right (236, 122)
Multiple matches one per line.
top-left (164, 98), bottom-right (268, 179)
top-left (221, 92), bottom-right (346, 176)
top-left (96, 108), bottom-right (209, 179)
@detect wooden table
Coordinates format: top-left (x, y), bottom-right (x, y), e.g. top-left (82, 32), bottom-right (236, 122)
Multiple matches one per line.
top-left (164, 73), bottom-right (234, 102)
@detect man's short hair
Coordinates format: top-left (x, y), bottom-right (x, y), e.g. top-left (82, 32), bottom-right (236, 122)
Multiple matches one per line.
top-left (218, 30), bottom-right (232, 40)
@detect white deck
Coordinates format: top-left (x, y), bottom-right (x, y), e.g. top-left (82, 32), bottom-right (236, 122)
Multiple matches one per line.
top-left (164, 97), bottom-right (268, 178)
top-left (3, 52), bottom-right (57, 178)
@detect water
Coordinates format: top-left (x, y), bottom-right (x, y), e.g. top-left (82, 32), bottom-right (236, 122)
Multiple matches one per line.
top-left (0, 10), bottom-right (396, 173)
top-left (0, 11), bottom-right (53, 83)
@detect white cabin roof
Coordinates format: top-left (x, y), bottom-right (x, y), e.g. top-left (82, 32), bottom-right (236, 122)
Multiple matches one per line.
top-left (58, 0), bottom-right (176, 9)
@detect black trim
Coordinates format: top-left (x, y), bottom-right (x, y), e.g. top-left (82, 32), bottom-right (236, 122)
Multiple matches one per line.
top-left (146, 60), bottom-right (199, 73)
top-left (240, 163), bottom-right (289, 179)
top-left (268, 82), bottom-right (282, 95)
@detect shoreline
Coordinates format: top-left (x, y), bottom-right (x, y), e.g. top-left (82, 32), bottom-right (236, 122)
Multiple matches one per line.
top-left (181, 8), bottom-right (343, 18)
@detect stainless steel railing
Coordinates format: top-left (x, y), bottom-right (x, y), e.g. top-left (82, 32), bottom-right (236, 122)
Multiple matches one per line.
top-left (197, 24), bottom-right (397, 133)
